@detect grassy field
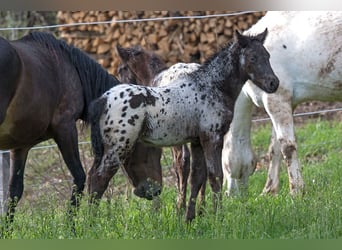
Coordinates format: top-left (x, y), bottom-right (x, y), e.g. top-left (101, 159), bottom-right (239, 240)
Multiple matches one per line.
top-left (1, 118), bottom-right (341, 239)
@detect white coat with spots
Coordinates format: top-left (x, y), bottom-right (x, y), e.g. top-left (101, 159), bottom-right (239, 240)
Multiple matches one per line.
top-left (88, 30), bottom-right (279, 221)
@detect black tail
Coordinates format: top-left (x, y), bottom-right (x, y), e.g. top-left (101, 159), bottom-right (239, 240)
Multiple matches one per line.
top-left (88, 97), bottom-right (108, 164)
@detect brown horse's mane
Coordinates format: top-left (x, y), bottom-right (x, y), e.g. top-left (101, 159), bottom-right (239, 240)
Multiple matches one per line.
top-left (21, 31), bottom-right (120, 121)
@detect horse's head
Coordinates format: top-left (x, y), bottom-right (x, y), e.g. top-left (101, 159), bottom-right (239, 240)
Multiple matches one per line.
top-left (116, 45), bottom-right (167, 86)
top-left (236, 28), bottom-right (279, 94)
top-left (117, 64), bottom-right (138, 85)
top-left (123, 143), bottom-right (163, 200)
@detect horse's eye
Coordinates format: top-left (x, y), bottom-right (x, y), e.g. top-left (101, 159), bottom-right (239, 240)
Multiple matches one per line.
top-left (250, 56), bottom-right (256, 63)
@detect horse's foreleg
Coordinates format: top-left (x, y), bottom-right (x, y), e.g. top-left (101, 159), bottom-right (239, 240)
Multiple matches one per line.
top-left (222, 90), bottom-right (255, 197)
top-left (224, 172), bottom-right (249, 197)
top-left (197, 179), bottom-right (207, 216)
top-left (171, 144), bottom-right (190, 210)
top-left (87, 148), bottom-right (121, 200)
top-left (264, 93), bottom-right (304, 195)
top-left (262, 128), bottom-right (282, 195)
top-left (53, 123), bottom-right (86, 209)
top-left (6, 147), bottom-right (30, 223)
top-left (186, 143), bottom-right (207, 222)
top-left (0, 101), bottom-right (7, 124)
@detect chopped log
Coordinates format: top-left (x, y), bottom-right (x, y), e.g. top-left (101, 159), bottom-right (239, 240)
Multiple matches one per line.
top-left (57, 11), bottom-right (265, 75)
top-left (97, 43), bottom-right (111, 54)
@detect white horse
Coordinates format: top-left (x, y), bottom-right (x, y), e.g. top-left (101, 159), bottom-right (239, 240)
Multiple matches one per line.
top-left (222, 11), bottom-right (342, 196)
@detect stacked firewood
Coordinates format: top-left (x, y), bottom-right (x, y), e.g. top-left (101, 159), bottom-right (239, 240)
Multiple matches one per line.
top-left (57, 11), bottom-right (265, 75)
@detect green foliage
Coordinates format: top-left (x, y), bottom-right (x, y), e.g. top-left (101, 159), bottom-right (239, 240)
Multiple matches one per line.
top-left (0, 11), bottom-right (57, 40)
top-left (1, 119), bottom-right (341, 239)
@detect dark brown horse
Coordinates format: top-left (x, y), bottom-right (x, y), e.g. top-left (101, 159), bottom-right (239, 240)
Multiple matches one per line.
top-left (0, 32), bottom-right (123, 222)
top-left (116, 46), bottom-right (194, 211)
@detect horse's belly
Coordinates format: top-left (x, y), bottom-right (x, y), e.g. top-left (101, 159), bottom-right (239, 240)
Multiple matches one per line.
top-left (0, 116), bottom-right (47, 149)
top-left (0, 116), bottom-right (14, 148)
top-left (141, 133), bottom-right (191, 147)
top-left (141, 124), bottom-right (194, 147)
top-left (0, 125), bottom-right (20, 149)
top-left (0, 134), bottom-right (17, 149)
top-left (292, 80), bottom-right (342, 103)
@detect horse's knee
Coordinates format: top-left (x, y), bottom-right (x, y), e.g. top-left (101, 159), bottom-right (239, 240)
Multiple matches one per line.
top-left (88, 153), bottom-right (120, 199)
top-left (223, 134), bottom-right (256, 177)
top-left (279, 139), bottom-right (297, 162)
top-left (208, 170), bottom-right (223, 193)
top-left (182, 144), bottom-right (190, 166)
top-left (87, 171), bottom-right (112, 200)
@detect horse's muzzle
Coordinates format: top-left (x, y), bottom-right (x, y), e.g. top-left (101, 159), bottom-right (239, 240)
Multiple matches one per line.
top-left (264, 75), bottom-right (279, 93)
top-left (133, 179), bottom-right (162, 200)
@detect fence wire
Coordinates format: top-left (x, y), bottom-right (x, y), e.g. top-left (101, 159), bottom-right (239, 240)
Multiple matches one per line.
top-left (0, 11), bottom-right (258, 31)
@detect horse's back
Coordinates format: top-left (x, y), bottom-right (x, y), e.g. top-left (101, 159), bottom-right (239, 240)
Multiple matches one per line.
top-left (154, 63), bottom-right (200, 86)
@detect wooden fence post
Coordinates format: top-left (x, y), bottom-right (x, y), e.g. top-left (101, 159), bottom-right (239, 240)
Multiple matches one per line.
top-left (0, 150), bottom-right (10, 215)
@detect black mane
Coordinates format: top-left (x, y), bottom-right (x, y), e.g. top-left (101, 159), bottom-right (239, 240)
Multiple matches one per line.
top-left (22, 31), bottom-right (120, 121)
top-left (188, 40), bottom-right (238, 86)
top-left (200, 40), bottom-right (235, 70)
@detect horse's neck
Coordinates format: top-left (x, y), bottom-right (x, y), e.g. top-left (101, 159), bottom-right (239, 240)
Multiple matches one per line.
top-left (195, 44), bottom-right (247, 100)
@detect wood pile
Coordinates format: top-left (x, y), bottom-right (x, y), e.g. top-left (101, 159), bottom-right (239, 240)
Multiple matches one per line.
top-left (57, 11), bottom-right (265, 75)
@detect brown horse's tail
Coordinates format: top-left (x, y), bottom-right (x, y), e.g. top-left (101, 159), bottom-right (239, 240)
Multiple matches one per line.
top-left (88, 97), bottom-right (108, 164)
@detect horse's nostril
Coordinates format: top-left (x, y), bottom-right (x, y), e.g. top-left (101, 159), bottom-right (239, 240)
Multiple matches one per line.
top-left (269, 77), bottom-right (279, 91)
top-left (271, 81), bottom-right (276, 89)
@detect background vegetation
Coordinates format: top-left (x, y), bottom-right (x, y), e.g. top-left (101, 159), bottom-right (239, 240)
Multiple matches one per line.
top-left (1, 118), bottom-right (341, 239)
top-left (0, 11), bottom-right (57, 39)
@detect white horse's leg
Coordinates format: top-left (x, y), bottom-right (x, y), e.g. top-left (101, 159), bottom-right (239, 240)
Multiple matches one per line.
top-left (263, 92), bottom-right (304, 195)
top-left (222, 90), bottom-right (256, 197)
top-left (262, 128), bottom-right (282, 194)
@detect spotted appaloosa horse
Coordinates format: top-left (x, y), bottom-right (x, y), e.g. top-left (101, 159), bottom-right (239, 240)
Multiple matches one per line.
top-left (88, 29), bottom-right (279, 221)
top-left (117, 45), bottom-right (199, 210)
top-left (222, 11), bottom-right (342, 197)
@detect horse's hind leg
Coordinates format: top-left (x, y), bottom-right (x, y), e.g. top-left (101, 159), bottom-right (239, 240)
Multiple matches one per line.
top-left (171, 144), bottom-right (190, 210)
top-left (6, 147), bottom-right (30, 223)
top-left (186, 142), bottom-right (207, 222)
top-left (201, 137), bottom-right (224, 212)
top-left (197, 180), bottom-right (207, 216)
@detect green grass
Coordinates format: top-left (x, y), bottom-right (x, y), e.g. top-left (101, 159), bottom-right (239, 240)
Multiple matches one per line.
top-left (1, 119), bottom-right (341, 239)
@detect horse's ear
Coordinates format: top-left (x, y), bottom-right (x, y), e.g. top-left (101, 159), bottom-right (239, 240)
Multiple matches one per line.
top-left (116, 45), bottom-right (129, 61)
top-left (235, 30), bottom-right (248, 48)
top-left (255, 28), bottom-right (268, 43)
